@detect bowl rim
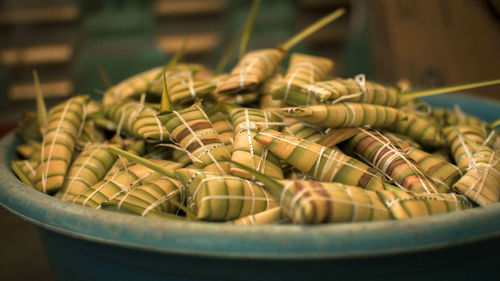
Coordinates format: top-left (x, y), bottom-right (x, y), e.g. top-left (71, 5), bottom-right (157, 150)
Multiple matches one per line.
top-left (1, 94), bottom-right (500, 260)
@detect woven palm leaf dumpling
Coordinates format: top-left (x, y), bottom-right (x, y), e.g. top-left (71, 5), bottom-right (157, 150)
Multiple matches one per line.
top-left (10, 6), bottom-right (500, 226)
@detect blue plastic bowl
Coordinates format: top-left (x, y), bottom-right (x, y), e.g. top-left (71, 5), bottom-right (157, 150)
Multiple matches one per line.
top-left (1, 93), bottom-right (499, 281)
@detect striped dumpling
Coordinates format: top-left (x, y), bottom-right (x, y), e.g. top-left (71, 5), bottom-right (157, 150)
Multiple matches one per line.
top-left (57, 143), bottom-right (118, 202)
top-left (102, 64), bottom-right (207, 105)
top-left (431, 107), bottom-right (487, 127)
top-left (301, 77), bottom-right (405, 107)
top-left (401, 145), bottom-right (461, 193)
top-left (443, 125), bottom-right (487, 171)
top-left (346, 129), bottom-right (439, 193)
top-left (11, 160), bottom-right (39, 183)
top-left (279, 103), bottom-right (402, 130)
top-left (377, 190), bottom-right (471, 219)
top-left (277, 179), bottom-right (392, 224)
top-left (175, 169), bottom-right (277, 221)
top-left (131, 107), bottom-right (170, 142)
top-left (101, 176), bottom-right (184, 216)
top-left (105, 101), bottom-right (169, 143)
top-left (161, 106), bottom-right (231, 174)
top-left (259, 73), bottom-right (285, 110)
top-left (452, 142), bottom-right (500, 206)
top-left (102, 67), bottom-right (163, 105)
top-left (231, 207), bottom-right (285, 225)
top-left (217, 49), bottom-right (284, 94)
top-left (229, 108), bottom-right (283, 179)
top-left (254, 128), bottom-right (385, 191)
top-left (209, 112), bottom-right (234, 152)
top-left (167, 71), bottom-right (216, 105)
top-left (34, 95), bottom-right (88, 194)
top-left (281, 122), bottom-right (324, 143)
top-left (389, 111), bottom-right (445, 147)
top-left (271, 53), bottom-right (333, 106)
top-left (72, 160), bottom-right (182, 208)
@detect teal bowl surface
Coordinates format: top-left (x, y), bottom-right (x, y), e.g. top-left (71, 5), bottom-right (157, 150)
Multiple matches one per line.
top-left (0, 93), bottom-right (499, 280)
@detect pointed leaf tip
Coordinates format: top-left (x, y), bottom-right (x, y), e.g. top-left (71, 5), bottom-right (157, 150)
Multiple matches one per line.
top-left (32, 69), bottom-right (48, 133)
top-left (400, 78), bottom-right (500, 99)
top-left (239, 0), bottom-right (261, 60)
top-left (97, 65), bottom-right (113, 89)
top-left (489, 118), bottom-right (500, 128)
top-left (281, 7), bottom-right (346, 52)
top-left (165, 37), bottom-right (189, 71)
top-left (11, 161), bottom-right (35, 189)
top-left (160, 72), bottom-right (172, 114)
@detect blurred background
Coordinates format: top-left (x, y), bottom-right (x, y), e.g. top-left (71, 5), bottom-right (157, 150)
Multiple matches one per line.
top-left (1, 0), bottom-right (500, 124)
top-left (0, 0), bottom-right (499, 280)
